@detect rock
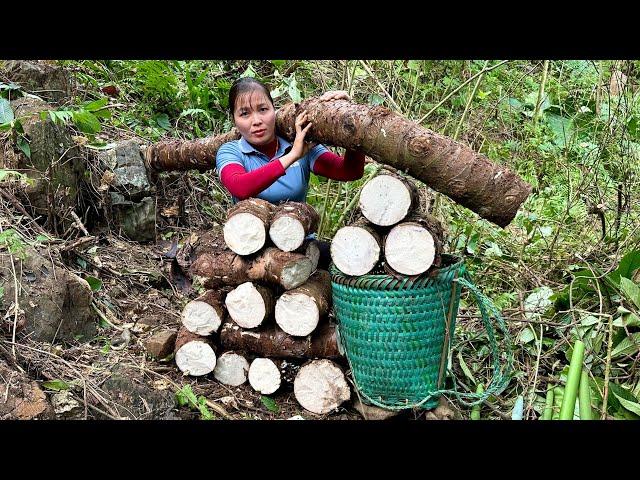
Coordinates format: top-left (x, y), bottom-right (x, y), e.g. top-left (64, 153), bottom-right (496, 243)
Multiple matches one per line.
top-left (0, 358), bottom-right (54, 420)
top-left (99, 365), bottom-right (176, 419)
top-left (98, 140), bottom-right (153, 201)
top-left (352, 397), bottom-right (402, 420)
top-left (424, 397), bottom-right (460, 420)
top-left (110, 195), bottom-right (156, 242)
top-left (145, 330), bottom-right (177, 359)
top-left (1, 60), bottom-right (72, 104)
top-left (51, 390), bottom-right (82, 416)
top-left (6, 97), bottom-right (83, 229)
top-left (0, 246), bottom-right (96, 343)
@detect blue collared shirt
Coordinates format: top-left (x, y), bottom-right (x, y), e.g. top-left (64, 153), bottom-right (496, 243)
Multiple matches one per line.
top-left (216, 135), bottom-right (328, 204)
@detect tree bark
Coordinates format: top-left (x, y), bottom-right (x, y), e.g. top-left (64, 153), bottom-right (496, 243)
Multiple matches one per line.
top-left (191, 247), bottom-right (312, 290)
top-left (145, 98), bottom-right (531, 227)
top-left (269, 202), bottom-right (320, 252)
top-left (219, 321), bottom-right (342, 360)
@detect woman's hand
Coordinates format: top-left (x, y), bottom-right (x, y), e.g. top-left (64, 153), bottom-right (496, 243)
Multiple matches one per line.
top-left (319, 90), bottom-right (351, 102)
top-left (280, 110), bottom-right (314, 168)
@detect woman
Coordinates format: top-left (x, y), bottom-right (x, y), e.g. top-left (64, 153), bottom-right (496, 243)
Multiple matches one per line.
top-left (216, 77), bottom-right (366, 267)
top-left (216, 76), bottom-right (365, 204)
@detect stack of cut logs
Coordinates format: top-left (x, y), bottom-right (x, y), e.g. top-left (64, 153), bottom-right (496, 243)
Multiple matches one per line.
top-left (332, 172), bottom-right (444, 278)
top-left (172, 199), bottom-right (350, 415)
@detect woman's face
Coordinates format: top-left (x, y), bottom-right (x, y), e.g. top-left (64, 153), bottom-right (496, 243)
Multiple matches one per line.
top-left (233, 89), bottom-right (276, 146)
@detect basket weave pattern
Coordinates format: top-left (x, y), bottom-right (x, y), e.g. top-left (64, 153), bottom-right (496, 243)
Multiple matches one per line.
top-left (330, 255), bottom-right (465, 409)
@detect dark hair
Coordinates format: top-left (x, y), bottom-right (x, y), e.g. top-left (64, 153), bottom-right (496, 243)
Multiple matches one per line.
top-left (228, 77), bottom-right (274, 116)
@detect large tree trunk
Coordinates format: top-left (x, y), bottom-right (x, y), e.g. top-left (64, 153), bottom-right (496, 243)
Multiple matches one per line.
top-left (219, 322), bottom-right (342, 359)
top-left (269, 202), bottom-right (320, 252)
top-left (191, 247), bottom-right (312, 290)
top-left (275, 270), bottom-right (332, 337)
top-left (145, 98), bottom-right (531, 227)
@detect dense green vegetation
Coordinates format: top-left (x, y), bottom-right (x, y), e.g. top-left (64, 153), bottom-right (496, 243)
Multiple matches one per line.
top-left (5, 59), bottom-right (640, 419)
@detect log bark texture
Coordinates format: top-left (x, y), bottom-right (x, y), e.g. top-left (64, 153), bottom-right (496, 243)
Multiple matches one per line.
top-left (145, 98), bottom-right (532, 227)
top-left (219, 321), bottom-right (342, 359)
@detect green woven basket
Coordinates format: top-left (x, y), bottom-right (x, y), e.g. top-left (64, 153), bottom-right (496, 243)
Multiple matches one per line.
top-left (330, 255), bottom-right (513, 410)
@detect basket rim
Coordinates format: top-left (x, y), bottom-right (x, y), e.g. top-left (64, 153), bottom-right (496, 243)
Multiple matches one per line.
top-left (329, 254), bottom-right (464, 290)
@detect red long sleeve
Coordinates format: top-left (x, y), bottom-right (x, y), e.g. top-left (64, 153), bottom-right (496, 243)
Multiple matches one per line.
top-left (219, 161), bottom-right (285, 200)
top-left (312, 150), bottom-right (365, 181)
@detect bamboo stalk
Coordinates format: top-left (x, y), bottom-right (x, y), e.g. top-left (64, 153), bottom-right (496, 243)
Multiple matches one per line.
top-left (579, 370), bottom-right (593, 420)
top-left (453, 60), bottom-right (489, 140)
top-left (542, 386), bottom-right (554, 420)
top-left (533, 60), bottom-right (550, 124)
top-left (552, 386), bottom-right (564, 420)
top-left (559, 339), bottom-right (585, 420)
top-left (602, 314), bottom-right (614, 419)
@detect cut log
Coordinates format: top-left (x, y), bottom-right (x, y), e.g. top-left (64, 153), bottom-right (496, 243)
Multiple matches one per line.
top-left (191, 247), bottom-right (312, 290)
top-left (275, 270), bottom-right (332, 337)
top-left (225, 282), bottom-right (275, 329)
top-left (181, 290), bottom-right (226, 335)
top-left (174, 327), bottom-right (217, 377)
top-left (269, 202), bottom-right (320, 252)
top-left (145, 97), bottom-right (532, 227)
top-left (330, 224), bottom-right (381, 276)
top-left (248, 358), bottom-right (281, 394)
top-left (219, 321), bottom-right (342, 359)
top-left (359, 173), bottom-right (419, 226)
top-left (213, 352), bottom-right (250, 387)
top-left (297, 239), bottom-right (321, 272)
top-left (383, 214), bottom-right (444, 276)
top-left (293, 359), bottom-right (351, 415)
top-left (223, 198), bottom-right (274, 255)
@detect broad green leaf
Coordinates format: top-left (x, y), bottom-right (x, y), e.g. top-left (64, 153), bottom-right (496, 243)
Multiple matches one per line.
top-left (84, 275), bottom-right (102, 292)
top-left (83, 98), bottom-right (108, 112)
top-left (368, 93), bottom-right (385, 106)
top-left (270, 60), bottom-right (286, 68)
top-left (154, 113), bottom-right (171, 131)
top-left (16, 136), bottom-right (30, 159)
top-left (0, 121), bottom-right (12, 131)
top-left (608, 251), bottom-right (640, 287)
top-left (580, 314), bottom-right (600, 327)
top-left (620, 277), bottom-right (640, 309)
top-left (43, 379), bottom-right (70, 391)
top-left (546, 113), bottom-right (573, 148)
top-left (519, 326), bottom-right (536, 344)
top-left (612, 392), bottom-right (640, 417)
top-left (611, 333), bottom-right (640, 358)
top-left (72, 110), bottom-right (101, 134)
top-left (240, 65), bottom-right (257, 78)
top-left (0, 98), bottom-right (14, 123)
top-left (484, 241), bottom-right (503, 258)
top-left (287, 76), bottom-right (301, 103)
top-left (260, 395), bottom-right (279, 413)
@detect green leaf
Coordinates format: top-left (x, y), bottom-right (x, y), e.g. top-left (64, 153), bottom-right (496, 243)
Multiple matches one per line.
top-left (16, 136), bottom-right (31, 159)
top-left (42, 379), bottom-right (70, 391)
top-left (175, 385), bottom-right (198, 408)
top-left (612, 392), bottom-right (640, 417)
top-left (608, 251), bottom-right (640, 286)
top-left (0, 121), bottom-right (12, 132)
top-left (511, 395), bottom-right (524, 420)
top-left (287, 76), bottom-right (301, 103)
top-left (0, 98), bottom-right (14, 123)
top-left (197, 397), bottom-right (214, 420)
top-left (519, 326), bottom-right (536, 344)
top-left (84, 275), bottom-right (102, 292)
top-left (270, 60), bottom-right (286, 68)
top-left (620, 277), bottom-right (640, 309)
top-left (611, 333), bottom-right (640, 358)
top-left (612, 309), bottom-right (640, 328)
top-left (72, 110), bottom-right (101, 134)
top-left (545, 113), bottom-right (573, 148)
top-left (154, 113), bottom-right (171, 131)
top-left (260, 395), bottom-right (279, 413)
top-left (524, 286), bottom-right (554, 319)
top-left (35, 234), bottom-right (50, 243)
top-left (83, 98), bottom-right (108, 112)
top-left (457, 351), bottom-right (476, 384)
